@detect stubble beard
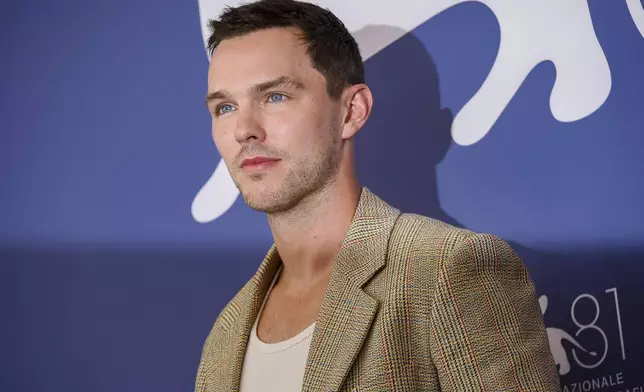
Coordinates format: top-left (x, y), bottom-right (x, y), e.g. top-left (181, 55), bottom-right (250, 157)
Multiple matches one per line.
top-left (237, 130), bottom-right (342, 215)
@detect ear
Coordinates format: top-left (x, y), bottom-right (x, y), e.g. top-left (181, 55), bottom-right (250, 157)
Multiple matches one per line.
top-left (341, 84), bottom-right (373, 140)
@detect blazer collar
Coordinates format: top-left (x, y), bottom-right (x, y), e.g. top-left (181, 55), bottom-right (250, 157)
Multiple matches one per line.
top-left (302, 187), bottom-right (401, 391)
top-left (216, 244), bottom-right (281, 392)
top-left (221, 187), bottom-right (401, 391)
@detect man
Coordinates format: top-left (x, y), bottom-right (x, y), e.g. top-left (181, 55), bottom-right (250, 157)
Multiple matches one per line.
top-left (195, 0), bottom-right (561, 391)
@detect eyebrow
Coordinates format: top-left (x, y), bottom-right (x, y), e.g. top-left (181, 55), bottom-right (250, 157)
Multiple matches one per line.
top-left (206, 76), bottom-right (306, 106)
top-left (250, 75), bottom-right (305, 94)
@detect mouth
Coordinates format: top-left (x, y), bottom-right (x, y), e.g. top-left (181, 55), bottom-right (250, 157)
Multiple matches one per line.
top-left (240, 156), bottom-right (281, 171)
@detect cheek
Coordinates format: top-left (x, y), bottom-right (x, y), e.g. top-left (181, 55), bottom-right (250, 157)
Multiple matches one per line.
top-left (212, 120), bottom-right (237, 162)
top-left (266, 105), bottom-right (327, 149)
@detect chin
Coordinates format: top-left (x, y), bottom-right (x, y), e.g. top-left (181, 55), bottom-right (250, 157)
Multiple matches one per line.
top-left (243, 196), bottom-right (288, 214)
top-left (240, 185), bottom-right (300, 214)
top-left (240, 185), bottom-right (277, 211)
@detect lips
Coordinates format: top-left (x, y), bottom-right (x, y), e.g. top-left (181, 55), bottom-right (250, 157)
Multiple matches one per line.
top-left (240, 156), bottom-right (280, 169)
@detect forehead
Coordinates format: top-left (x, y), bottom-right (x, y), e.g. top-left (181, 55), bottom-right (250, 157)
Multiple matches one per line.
top-left (208, 27), bottom-right (317, 90)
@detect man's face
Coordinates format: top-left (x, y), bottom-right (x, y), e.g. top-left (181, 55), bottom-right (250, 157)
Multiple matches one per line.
top-left (207, 27), bottom-right (344, 213)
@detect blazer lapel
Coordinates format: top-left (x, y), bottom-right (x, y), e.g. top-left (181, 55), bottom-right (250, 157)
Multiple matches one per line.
top-left (302, 188), bottom-right (401, 391)
top-left (219, 245), bottom-right (282, 392)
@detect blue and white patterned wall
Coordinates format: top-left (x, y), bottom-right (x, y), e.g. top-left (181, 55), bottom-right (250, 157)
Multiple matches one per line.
top-left (1, 0), bottom-right (643, 390)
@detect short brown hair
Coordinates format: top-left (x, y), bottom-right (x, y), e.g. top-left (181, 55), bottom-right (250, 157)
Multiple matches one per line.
top-left (207, 0), bottom-right (364, 99)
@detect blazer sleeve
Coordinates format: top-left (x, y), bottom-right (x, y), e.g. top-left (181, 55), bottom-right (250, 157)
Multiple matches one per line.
top-left (428, 232), bottom-right (562, 391)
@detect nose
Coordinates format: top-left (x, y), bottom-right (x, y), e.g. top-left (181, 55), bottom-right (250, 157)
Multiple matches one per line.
top-left (234, 109), bottom-right (266, 144)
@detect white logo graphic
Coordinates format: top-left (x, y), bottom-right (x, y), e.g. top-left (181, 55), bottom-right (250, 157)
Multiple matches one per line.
top-left (540, 295), bottom-right (598, 375)
top-left (627, 0), bottom-right (644, 38)
top-left (539, 288), bottom-right (627, 376)
top-left (193, 0), bottom-right (643, 223)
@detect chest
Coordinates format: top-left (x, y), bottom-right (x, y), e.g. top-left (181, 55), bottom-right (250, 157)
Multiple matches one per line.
top-left (256, 281), bottom-right (327, 343)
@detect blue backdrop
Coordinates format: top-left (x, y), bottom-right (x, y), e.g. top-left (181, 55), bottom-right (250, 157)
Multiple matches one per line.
top-left (2, 0), bottom-right (643, 391)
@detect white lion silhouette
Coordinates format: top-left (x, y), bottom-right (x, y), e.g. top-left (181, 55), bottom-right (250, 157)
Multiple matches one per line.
top-left (539, 295), bottom-right (597, 375)
top-left (192, 0), bottom-right (642, 223)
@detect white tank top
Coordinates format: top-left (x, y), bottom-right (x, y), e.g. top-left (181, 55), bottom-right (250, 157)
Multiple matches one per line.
top-left (239, 268), bottom-right (315, 392)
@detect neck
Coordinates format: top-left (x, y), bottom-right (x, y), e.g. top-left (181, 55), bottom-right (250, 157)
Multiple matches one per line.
top-left (267, 172), bottom-right (361, 287)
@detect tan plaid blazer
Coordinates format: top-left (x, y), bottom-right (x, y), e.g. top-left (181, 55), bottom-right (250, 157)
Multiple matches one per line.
top-left (195, 188), bottom-right (561, 391)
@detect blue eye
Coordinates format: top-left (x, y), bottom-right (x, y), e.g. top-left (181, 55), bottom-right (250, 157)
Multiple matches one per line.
top-left (216, 104), bottom-right (235, 115)
top-left (268, 93), bottom-right (287, 103)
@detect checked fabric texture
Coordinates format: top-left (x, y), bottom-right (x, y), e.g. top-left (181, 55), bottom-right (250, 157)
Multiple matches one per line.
top-left (195, 188), bottom-right (561, 392)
